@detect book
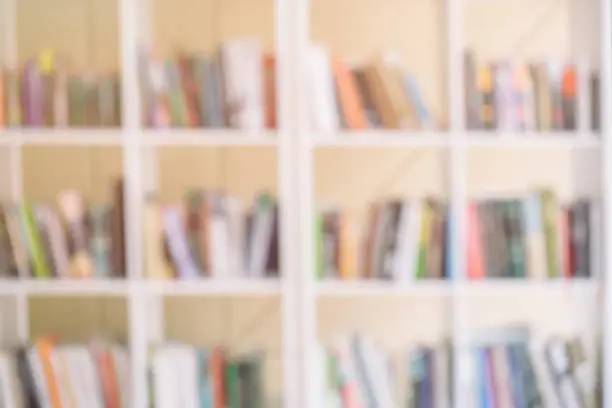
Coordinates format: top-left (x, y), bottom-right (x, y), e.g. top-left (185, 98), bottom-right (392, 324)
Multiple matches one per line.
top-left (467, 191), bottom-right (598, 280)
top-left (0, 179), bottom-right (126, 280)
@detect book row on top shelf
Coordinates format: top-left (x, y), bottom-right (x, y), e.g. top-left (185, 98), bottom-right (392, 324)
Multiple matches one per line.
top-left (317, 190), bottom-right (598, 282)
top-left (0, 42), bottom-right (600, 139)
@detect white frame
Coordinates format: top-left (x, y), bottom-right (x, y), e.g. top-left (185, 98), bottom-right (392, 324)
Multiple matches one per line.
top-left (0, 0), bottom-right (610, 407)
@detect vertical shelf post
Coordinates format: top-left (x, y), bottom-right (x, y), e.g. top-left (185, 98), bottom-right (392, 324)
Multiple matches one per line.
top-left (293, 0), bottom-right (317, 405)
top-left (600, 0), bottom-right (612, 404)
top-left (276, 0), bottom-right (302, 406)
top-left (447, 0), bottom-right (468, 405)
top-left (0, 0), bottom-right (28, 345)
top-left (119, 0), bottom-right (147, 404)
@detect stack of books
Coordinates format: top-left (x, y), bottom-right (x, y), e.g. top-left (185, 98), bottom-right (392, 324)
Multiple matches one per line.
top-left (307, 47), bottom-right (437, 132)
top-left (0, 180), bottom-right (125, 280)
top-left (0, 53), bottom-right (122, 128)
top-left (319, 329), bottom-right (598, 407)
top-left (151, 344), bottom-right (265, 407)
top-left (467, 190), bottom-right (598, 280)
top-left (144, 191), bottom-right (279, 279)
top-left (316, 199), bottom-right (448, 281)
top-left (0, 338), bottom-right (129, 407)
top-left (140, 38), bottom-right (276, 130)
top-left (464, 50), bottom-right (600, 132)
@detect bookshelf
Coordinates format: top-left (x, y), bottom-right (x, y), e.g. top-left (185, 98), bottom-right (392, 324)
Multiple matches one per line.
top-left (0, 0), bottom-right (610, 407)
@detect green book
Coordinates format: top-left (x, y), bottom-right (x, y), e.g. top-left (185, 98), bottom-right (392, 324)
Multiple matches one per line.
top-left (21, 203), bottom-right (50, 278)
top-left (416, 204), bottom-right (433, 279)
top-left (540, 189), bottom-right (560, 278)
top-left (225, 361), bottom-right (241, 408)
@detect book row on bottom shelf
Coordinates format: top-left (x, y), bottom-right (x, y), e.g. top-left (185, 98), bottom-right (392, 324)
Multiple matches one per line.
top-left (320, 329), bottom-right (599, 408)
top-left (317, 190), bottom-right (598, 282)
top-left (0, 339), bottom-right (267, 408)
top-left (463, 50), bottom-right (600, 133)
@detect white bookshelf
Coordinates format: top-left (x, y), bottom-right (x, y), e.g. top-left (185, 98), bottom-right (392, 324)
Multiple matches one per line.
top-left (0, 0), bottom-right (610, 407)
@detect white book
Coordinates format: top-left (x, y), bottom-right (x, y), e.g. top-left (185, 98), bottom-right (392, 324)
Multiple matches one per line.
top-left (308, 45), bottom-right (340, 133)
top-left (210, 198), bottom-right (231, 278)
top-left (27, 348), bottom-right (52, 408)
top-left (111, 347), bottom-right (131, 408)
top-left (173, 346), bottom-right (199, 408)
top-left (0, 352), bottom-right (17, 408)
top-left (221, 38), bottom-right (264, 130)
top-left (405, 202), bottom-right (423, 279)
top-left (49, 347), bottom-right (71, 408)
top-left (226, 198), bottom-right (245, 277)
top-left (152, 348), bottom-right (179, 408)
top-left (392, 202), bottom-right (413, 282)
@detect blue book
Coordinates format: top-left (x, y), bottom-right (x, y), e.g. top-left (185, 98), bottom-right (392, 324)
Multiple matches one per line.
top-left (198, 349), bottom-right (213, 408)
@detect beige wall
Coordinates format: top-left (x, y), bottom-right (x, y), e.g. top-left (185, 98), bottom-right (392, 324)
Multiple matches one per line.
top-left (1, 0), bottom-right (602, 400)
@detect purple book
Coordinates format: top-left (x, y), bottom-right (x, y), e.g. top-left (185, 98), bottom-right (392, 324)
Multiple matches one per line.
top-left (23, 61), bottom-right (44, 126)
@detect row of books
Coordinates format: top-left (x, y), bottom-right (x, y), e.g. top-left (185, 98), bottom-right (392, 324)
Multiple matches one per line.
top-left (140, 40), bottom-right (276, 130)
top-left (317, 191), bottom-right (597, 282)
top-left (464, 50), bottom-right (601, 132)
top-left (468, 194), bottom-right (597, 280)
top-left (0, 339), bottom-right (129, 408)
top-left (320, 330), bottom-right (597, 407)
top-left (151, 344), bottom-right (265, 408)
top-left (144, 191), bottom-right (280, 279)
top-left (0, 56), bottom-right (122, 128)
top-left (0, 181), bottom-right (125, 280)
top-left (309, 47), bottom-right (436, 133)
top-left (316, 200), bottom-right (447, 281)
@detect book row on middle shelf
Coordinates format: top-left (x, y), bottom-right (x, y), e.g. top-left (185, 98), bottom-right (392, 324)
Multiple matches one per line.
top-left (0, 41), bottom-right (601, 135)
top-left (0, 184), bottom-right (597, 282)
top-left (317, 190), bottom-right (598, 281)
top-left (0, 178), bottom-right (280, 280)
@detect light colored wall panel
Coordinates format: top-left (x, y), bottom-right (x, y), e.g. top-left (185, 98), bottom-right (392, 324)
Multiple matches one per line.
top-left (21, 147), bottom-right (123, 203)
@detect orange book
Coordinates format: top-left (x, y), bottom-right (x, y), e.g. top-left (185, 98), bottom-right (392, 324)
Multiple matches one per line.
top-left (467, 203), bottom-right (485, 280)
top-left (210, 348), bottom-right (226, 408)
top-left (332, 59), bottom-right (368, 130)
top-left (36, 338), bottom-right (64, 408)
top-left (338, 211), bottom-right (358, 280)
top-left (263, 54), bottom-right (277, 129)
top-left (92, 345), bottom-right (122, 408)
